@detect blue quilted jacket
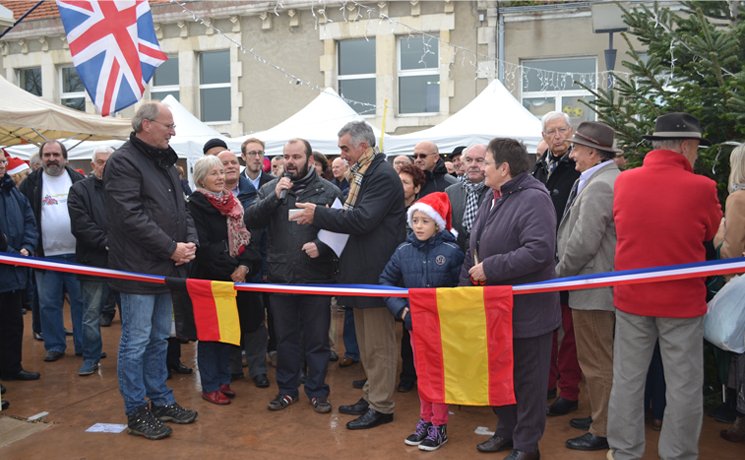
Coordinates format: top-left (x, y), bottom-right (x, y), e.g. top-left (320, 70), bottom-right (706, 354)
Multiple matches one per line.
top-left (379, 230), bottom-right (464, 318)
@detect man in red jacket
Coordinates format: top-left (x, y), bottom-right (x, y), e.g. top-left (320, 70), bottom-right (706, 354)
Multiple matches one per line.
top-left (608, 113), bottom-right (722, 460)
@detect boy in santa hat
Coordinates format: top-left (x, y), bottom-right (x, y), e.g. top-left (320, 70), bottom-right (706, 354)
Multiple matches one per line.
top-left (378, 191), bottom-right (464, 452)
top-left (6, 157), bottom-right (31, 187)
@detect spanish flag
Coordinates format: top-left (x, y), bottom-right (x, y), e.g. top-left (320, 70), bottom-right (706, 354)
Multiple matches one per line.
top-left (185, 279), bottom-right (241, 346)
top-left (409, 286), bottom-right (515, 406)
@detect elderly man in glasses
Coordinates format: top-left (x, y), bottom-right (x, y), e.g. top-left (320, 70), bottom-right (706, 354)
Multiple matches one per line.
top-left (413, 141), bottom-right (457, 197)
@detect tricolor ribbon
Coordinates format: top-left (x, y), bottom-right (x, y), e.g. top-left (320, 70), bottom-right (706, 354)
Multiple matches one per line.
top-left (2, 252), bottom-right (745, 297)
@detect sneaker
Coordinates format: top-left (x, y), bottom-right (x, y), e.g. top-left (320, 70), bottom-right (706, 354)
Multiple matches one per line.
top-left (267, 394), bottom-right (296, 411)
top-left (404, 419), bottom-right (432, 446)
top-left (311, 396), bottom-right (332, 414)
top-left (78, 361), bottom-right (99, 376)
top-left (419, 424), bottom-right (447, 451)
top-left (151, 402), bottom-right (198, 424)
top-left (127, 406), bottom-right (172, 440)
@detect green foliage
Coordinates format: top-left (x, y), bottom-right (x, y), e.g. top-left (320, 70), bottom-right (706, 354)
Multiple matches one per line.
top-left (583, 1), bottom-right (745, 197)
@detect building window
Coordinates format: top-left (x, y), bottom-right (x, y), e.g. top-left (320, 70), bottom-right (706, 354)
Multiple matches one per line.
top-left (521, 57), bottom-right (597, 124)
top-left (398, 35), bottom-right (439, 114)
top-left (338, 38), bottom-right (376, 115)
top-left (199, 50), bottom-right (230, 122)
top-left (18, 67), bottom-right (42, 96)
top-left (60, 66), bottom-right (86, 111)
top-left (151, 56), bottom-right (179, 101)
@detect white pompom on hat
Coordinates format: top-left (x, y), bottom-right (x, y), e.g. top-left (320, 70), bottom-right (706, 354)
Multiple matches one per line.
top-left (6, 156), bottom-right (30, 176)
top-left (407, 191), bottom-right (454, 234)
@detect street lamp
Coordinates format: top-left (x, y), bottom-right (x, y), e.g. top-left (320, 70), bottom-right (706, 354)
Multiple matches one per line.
top-left (592, 2), bottom-right (628, 90)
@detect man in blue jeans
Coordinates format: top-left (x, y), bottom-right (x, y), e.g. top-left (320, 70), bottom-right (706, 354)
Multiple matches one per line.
top-left (68, 147), bottom-right (114, 376)
top-left (104, 102), bottom-right (198, 440)
top-left (19, 140), bottom-right (85, 363)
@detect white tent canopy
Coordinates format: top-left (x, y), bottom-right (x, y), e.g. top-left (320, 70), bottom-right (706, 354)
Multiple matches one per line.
top-left (0, 74), bottom-right (132, 147)
top-left (383, 79), bottom-right (542, 155)
top-left (233, 87), bottom-right (382, 156)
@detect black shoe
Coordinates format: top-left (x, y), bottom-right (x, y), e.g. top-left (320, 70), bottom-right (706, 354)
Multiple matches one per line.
top-left (339, 398), bottom-right (369, 415)
top-left (547, 388), bottom-right (557, 400)
top-left (504, 449), bottom-right (540, 460)
top-left (476, 434), bottom-right (513, 453)
top-left (352, 379), bottom-right (367, 389)
top-left (404, 419), bottom-right (432, 446)
top-left (169, 362), bottom-right (193, 375)
top-left (1, 399), bottom-right (8, 410)
top-left (43, 351), bottom-right (64, 362)
top-left (346, 408), bottom-right (393, 430)
top-left (33, 332), bottom-right (43, 341)
top-left (267, 393), bottom-right (296, 411)
top-left (709, 402), bottom-right (737, 424)
top-left (570, 416), bottom-right (592, 431)
top-left (151, 402), bottom-right (197, 424)
top-left (565, 432), bottom-right (609, 451)
top-left (127, 406), bottom-right (172, 440)
top-left (253, 374), bottom-right (270, 388)
top-left (311, 396), bottom-right (332, 414)
top-left (397, 380), bottom-right (416, 393)
top-left (547, 397), bottom-right (578, 416)
top-left (329, 350), bottom-right (339, 362)
top-left (100, 314), bottom-right (114, 327)
top-left (2, 369), bottom-right (40, 381)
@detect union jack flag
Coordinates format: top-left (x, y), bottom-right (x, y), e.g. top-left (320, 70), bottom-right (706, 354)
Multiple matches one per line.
top-left (56, 0), bottom-right (167, 116)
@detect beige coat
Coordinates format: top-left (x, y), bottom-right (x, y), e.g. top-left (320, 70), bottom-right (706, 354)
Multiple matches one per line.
top-left (556, 162), bottom-right (620, 311)
top-left (719, 190), bottom-right (745, 260)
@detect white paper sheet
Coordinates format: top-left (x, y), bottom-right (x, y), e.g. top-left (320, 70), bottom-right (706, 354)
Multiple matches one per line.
top-left (85, 423), bottom-right (127, 433)
top-left (317, 198), bottom-right (350, 258)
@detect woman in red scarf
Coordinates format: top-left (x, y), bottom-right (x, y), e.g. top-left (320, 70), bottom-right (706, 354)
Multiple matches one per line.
top-left (187, 156), bottom-right (259, 405)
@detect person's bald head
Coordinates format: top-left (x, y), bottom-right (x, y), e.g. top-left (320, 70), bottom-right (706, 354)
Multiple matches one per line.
top-left (331, 157), bottom-right (348, 180)
top-left (413, 141), bottom-right (440, 172)
top-left (217, 150), bottom-right (241, 188)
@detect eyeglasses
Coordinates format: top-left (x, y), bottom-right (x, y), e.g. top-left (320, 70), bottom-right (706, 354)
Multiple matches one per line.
top-left (245, 150), bottom-right (264, 157)
top-left (149, 119), bottom-right (176, 130)
top-left (544, 127), bottom-right (570, 136)
top-left (413, 153), bottom-right (436, 159)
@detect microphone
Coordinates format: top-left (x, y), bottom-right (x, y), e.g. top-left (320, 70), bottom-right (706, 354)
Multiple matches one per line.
top-left (279, 172), bottom-right (293, 202)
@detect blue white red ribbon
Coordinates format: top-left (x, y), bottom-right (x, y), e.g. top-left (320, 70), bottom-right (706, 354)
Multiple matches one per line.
top-left (2, 252), bottom-right (745, 298)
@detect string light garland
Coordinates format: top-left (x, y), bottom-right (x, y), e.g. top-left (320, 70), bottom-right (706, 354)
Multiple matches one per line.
top-left (168, 0), bottom-right (631, 112)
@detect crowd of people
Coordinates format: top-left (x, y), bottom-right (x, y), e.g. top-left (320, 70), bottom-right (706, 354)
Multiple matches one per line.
top-left (0, 101), bottom-right (743, 460)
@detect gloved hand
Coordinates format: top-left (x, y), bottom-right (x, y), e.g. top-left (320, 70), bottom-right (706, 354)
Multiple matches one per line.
top-left (403, 312), bottom-right (412, 331)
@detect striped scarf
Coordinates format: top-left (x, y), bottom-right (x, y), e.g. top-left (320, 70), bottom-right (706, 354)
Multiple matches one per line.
top-left (344, 147), bottom-right (376, 210)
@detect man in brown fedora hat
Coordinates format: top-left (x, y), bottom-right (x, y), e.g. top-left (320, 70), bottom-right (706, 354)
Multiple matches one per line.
top-left (556, 121), bottom-right (622, 451)
top-left (608, 112), bottom-right (721, 459)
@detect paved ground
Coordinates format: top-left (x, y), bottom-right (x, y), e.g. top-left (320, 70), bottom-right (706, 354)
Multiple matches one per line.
top-left (1, 308), bottom-right (743, 459)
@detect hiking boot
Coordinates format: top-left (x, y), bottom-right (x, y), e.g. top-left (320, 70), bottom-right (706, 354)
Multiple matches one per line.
top-left (404, 419), bottom-right (432, 446)
top-left (151, 402), bottom-right (198, 424)
top-left (267, 394), bottom-right (296, 411)
top-left (419, 424), bottom-right (448, 451)
top-left (311, 396), bottom-right (332, 414)
top-left (127, 406), bottom-right (172, 440)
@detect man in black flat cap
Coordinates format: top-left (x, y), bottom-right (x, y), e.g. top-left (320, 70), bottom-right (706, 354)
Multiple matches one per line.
top-left (203, 138), bottom-right (228, 156)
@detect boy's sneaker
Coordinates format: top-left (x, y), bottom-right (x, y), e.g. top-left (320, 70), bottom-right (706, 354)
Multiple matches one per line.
top-left (404, 419), bottom-right (432, 446)
top-left (127, 406), bottom-right (172, 440)
top-left (78, 361), bottom-right (99, 376)
top-left (419, 424), bottom-right (448, 451)
top-left (151, 402), bottom-right (198, 424)
top-left (267, 393), bottom-right (296, 411)
top-left (311, 396), bottom-right (332, 414)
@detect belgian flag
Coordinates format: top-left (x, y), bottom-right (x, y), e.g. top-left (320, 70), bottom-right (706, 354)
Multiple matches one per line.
top-left (166, 278), bottom-right (241, 346)
top-left (409, 286), bottom-right (515, 406)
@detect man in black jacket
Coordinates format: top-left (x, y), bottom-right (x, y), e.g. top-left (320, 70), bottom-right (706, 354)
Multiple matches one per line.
top-left (414, 141), bottom-right (457, 197)
top-left (531, 111), bottom-right (583, 417)
top-left (292, 121), bottom-right (406, 430)
top-left (104, 102), bottom-right (198, 440)
top-left (246, 138), bottom-right (341, 415)
top-left (68, 146), bottom-right (113, 377)
top-left (19, 140), bottom-right (85, 363)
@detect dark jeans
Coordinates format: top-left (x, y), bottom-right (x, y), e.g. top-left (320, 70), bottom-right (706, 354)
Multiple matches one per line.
top-left (645, 341), bottom-right (666, 420)
top-left (198, 341), bottom-right (235, 393)
top-left (342, 307), bottom-right (359, 361)
top-left (0, 290), bottom-right (24, 376)
top-left (400, 326), bottom-right (416, 384)
top-left (270, 293), bottom-right (330, 399)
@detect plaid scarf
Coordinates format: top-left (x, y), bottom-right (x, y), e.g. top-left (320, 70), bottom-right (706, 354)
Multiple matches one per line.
top-left (344, 147), bottom-right (376, 210)
top-left (196, 189), bottom-right (251, 257)
top-left (460, 176), bottom-right (485, 233)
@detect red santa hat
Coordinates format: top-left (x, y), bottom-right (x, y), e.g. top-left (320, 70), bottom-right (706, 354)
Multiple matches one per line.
top-left (407, 192), bottom-right (455, 234)
top-left (6, 156), bottom-right (30, 176)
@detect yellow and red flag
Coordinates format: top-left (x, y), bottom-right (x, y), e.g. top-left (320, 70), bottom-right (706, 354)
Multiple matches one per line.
top-left (185, 279), bottom-right (241, 346)
top-left (409, 286), bottom-right (515, 406)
